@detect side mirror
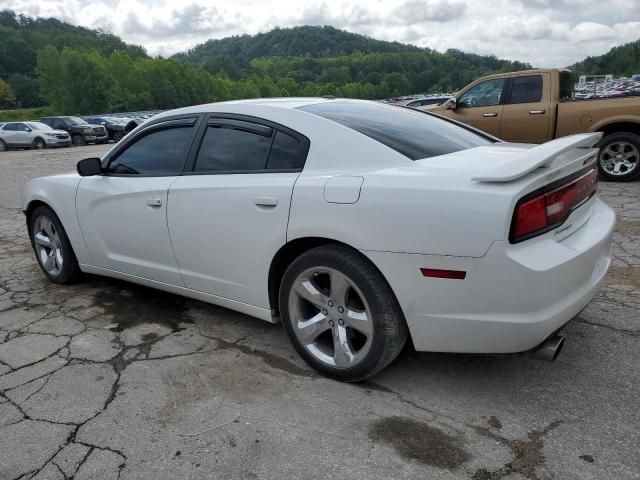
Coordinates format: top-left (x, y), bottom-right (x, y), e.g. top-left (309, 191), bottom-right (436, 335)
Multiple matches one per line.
top-left (446, 98), bottom-right (457, 110)
top-left (25, 127), bottom-right (32, 132)
top-left (77, 157), bottom-right (103, 177)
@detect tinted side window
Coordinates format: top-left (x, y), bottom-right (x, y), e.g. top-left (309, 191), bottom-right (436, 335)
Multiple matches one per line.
top-left (16, 123), bottom-right (28, 132)
top-left (107, 126), bottom-right (194, 175)
top-left (508, 76), bottom-right (543, 104)
top-left (194, 126), bottom-right (271, 173)
top-left (458, 79), bottom-right (506, 108)
top-left (267, 131), bottom-right (304, 170)
top-left (3, 123), bottom-right (17, 131)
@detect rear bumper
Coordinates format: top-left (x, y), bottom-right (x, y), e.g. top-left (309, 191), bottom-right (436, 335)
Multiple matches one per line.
top-left (364, 197), bottom-right (615, 353)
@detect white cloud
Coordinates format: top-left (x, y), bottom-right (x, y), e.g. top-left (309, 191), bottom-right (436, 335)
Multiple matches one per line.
top-left (5, 0), bottom-right (640, 67)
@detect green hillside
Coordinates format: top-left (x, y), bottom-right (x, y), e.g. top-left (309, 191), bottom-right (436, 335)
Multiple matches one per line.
top-left (0, 10), bottom-right (146, 109)
top-left (173, 25), bottom-right (530, 89)
top-left (570, 39), bottom-right (640, 76)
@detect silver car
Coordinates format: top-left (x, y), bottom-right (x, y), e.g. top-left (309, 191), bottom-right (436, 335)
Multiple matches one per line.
top-left (0, 122), bottom-right (71, 151)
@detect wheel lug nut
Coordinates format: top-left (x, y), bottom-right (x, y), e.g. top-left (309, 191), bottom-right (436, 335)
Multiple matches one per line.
top-left (329, 320), bottom-right (335, 327)
top-left (338, 319), bottom-right (344, 326)
top-left (322, 309), bottom-right (328, 315)
top-left (328, 300), bottom-right (334, 307)
top-left (338, 306), bottom-right (344, 313)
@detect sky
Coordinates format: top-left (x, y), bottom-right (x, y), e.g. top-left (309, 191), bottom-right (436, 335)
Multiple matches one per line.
top-left (5, 0), bottom-right (640, 67)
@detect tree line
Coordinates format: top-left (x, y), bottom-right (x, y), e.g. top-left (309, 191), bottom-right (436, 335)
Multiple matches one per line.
top-left (570, 39), bottom-right (640, 77)
top-left (0, 9), bottom-right (533, 114)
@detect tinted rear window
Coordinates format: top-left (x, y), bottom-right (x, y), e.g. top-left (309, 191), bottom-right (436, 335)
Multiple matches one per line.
top-left (299, 101), bottom-right (492, 160)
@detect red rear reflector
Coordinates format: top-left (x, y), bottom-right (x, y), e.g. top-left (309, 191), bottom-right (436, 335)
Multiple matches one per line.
top-left (511, 168), bottom-right (597, 242)
top-left (421, 268), bottom-right (466, 280)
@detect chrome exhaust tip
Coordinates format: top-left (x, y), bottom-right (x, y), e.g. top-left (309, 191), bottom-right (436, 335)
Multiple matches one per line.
top-left (532, 334), bottom-right (565, 362)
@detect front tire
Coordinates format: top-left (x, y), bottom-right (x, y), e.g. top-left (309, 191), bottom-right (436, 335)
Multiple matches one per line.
top-left (72, 135), bottom-right (86, 146)
top-left (597, 132), bottom-right (640, 181)
top-left (279, 245), bottom-right (408, 382)
top-left (32, 137), bottom-right (46, 149)
top-left (29, 206), bottom-right (81, 284)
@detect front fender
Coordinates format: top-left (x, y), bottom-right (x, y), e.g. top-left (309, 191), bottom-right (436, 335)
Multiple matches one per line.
top-left (23, 174), bottom-right (91, 265)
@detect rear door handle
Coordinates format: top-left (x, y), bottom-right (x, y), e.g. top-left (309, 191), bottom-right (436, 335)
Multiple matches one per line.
top-left (483, 112), bottom-right (498, 117)
top-left (146, 198), bottom-right (162, 207)
top-left (529, 110), bottom-right (546, 115)
top-left (254, 197), bottom-right (278, 207)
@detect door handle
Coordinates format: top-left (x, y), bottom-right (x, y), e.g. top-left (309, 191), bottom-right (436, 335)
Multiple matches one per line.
top-left (146, 198), bottom-right (162, 207)
top-left (483, 112), bottom-right (498, 117)
top-left (529, 110), bottom-right (546, 115)
top-left (254, 197), bottom-right (278, 207)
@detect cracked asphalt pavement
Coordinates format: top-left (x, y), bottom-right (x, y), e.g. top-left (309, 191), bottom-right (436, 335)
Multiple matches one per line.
top-left (1, 145), bottom-right (639, 480)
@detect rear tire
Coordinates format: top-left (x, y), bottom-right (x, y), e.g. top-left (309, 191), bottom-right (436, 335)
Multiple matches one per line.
top-left (0, 139), bottom-right (6, 151)
top-left (113, 131), bottom-right (124, 142)
top-left (29, 206), bottom-right (81, 284)
top-left (597, 132), bottom-right (640, 181)
top-left (72, 135), bottom-right (86, 146)
top-left (279, 244), bottom-right (408, 382)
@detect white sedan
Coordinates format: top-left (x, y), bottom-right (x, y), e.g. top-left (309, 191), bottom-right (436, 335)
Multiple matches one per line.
top-left (22, 98), bottom-right (615, 381)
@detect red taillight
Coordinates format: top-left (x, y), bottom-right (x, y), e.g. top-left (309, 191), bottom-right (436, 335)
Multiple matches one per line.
top-left (511, 169), bottom-right (597, 242)
top-left (513, 196), bottom-right (547, 238)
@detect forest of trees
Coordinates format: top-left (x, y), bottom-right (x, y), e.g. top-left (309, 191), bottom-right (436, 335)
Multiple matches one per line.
top-left (1, 8), bottom-right (637, 117)
top-left (570, 39), bottom-right (640, 76)
top-left (0, 9), bottom-right (532, 114)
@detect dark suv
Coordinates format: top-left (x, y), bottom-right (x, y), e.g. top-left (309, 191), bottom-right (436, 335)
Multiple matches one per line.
top-left (84, 116), bottom-right (138, 142)
top-left (40, 116), bottom-right (108, 146)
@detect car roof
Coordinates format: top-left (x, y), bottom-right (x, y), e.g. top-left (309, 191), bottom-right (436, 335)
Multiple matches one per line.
top-left (151, 97), bottom-right (378, 122)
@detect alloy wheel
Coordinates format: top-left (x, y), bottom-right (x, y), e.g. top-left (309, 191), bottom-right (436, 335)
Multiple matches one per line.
top-left (287, 266), bottom-right (374, 368)
top-left (33, 215), bottom-right (64, 276)
top-left (599, 141), bottom-right (639, 177)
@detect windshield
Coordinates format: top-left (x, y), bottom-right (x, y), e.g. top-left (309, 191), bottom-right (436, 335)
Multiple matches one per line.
top-left (67, 117), bottom-right (87, 125)
top-left (300, 101), bottom-right (493, 160)
top-left (27, 122), bottom-right (53, 131)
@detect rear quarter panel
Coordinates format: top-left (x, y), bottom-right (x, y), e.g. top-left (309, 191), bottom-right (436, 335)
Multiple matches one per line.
top-left (288, 164), bottom-right (515, 258)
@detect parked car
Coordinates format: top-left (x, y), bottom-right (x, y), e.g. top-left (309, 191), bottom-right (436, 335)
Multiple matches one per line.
top-left (83, 116), bottom-right (138, 142)
top-left (23, 98), bottom-right (614, 381)
top-left (0, 121), bottom-right (71, 151)
top-left (430, 68), bottom-right (640, 181)
top-left (40, 116), bottom-right (108, 146)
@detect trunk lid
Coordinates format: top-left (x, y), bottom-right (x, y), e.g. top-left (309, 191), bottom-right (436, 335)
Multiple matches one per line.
top-left (413, 133), bottom-right (601, 185)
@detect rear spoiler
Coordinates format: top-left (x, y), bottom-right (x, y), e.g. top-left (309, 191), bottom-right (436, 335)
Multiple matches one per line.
top-left (471, 132), bottom-right (602, 182)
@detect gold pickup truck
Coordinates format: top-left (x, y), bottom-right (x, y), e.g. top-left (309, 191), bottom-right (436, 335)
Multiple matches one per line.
top-left (430, 69), bottom-right (640, 181)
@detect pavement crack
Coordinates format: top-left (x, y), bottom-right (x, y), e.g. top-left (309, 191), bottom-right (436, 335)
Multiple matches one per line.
top-left (574, 317), bottom-right (640, 337)
top-left (18, 373), bottom-right (54, 404)
top-left (68, 445), bottom-right (93, 480)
